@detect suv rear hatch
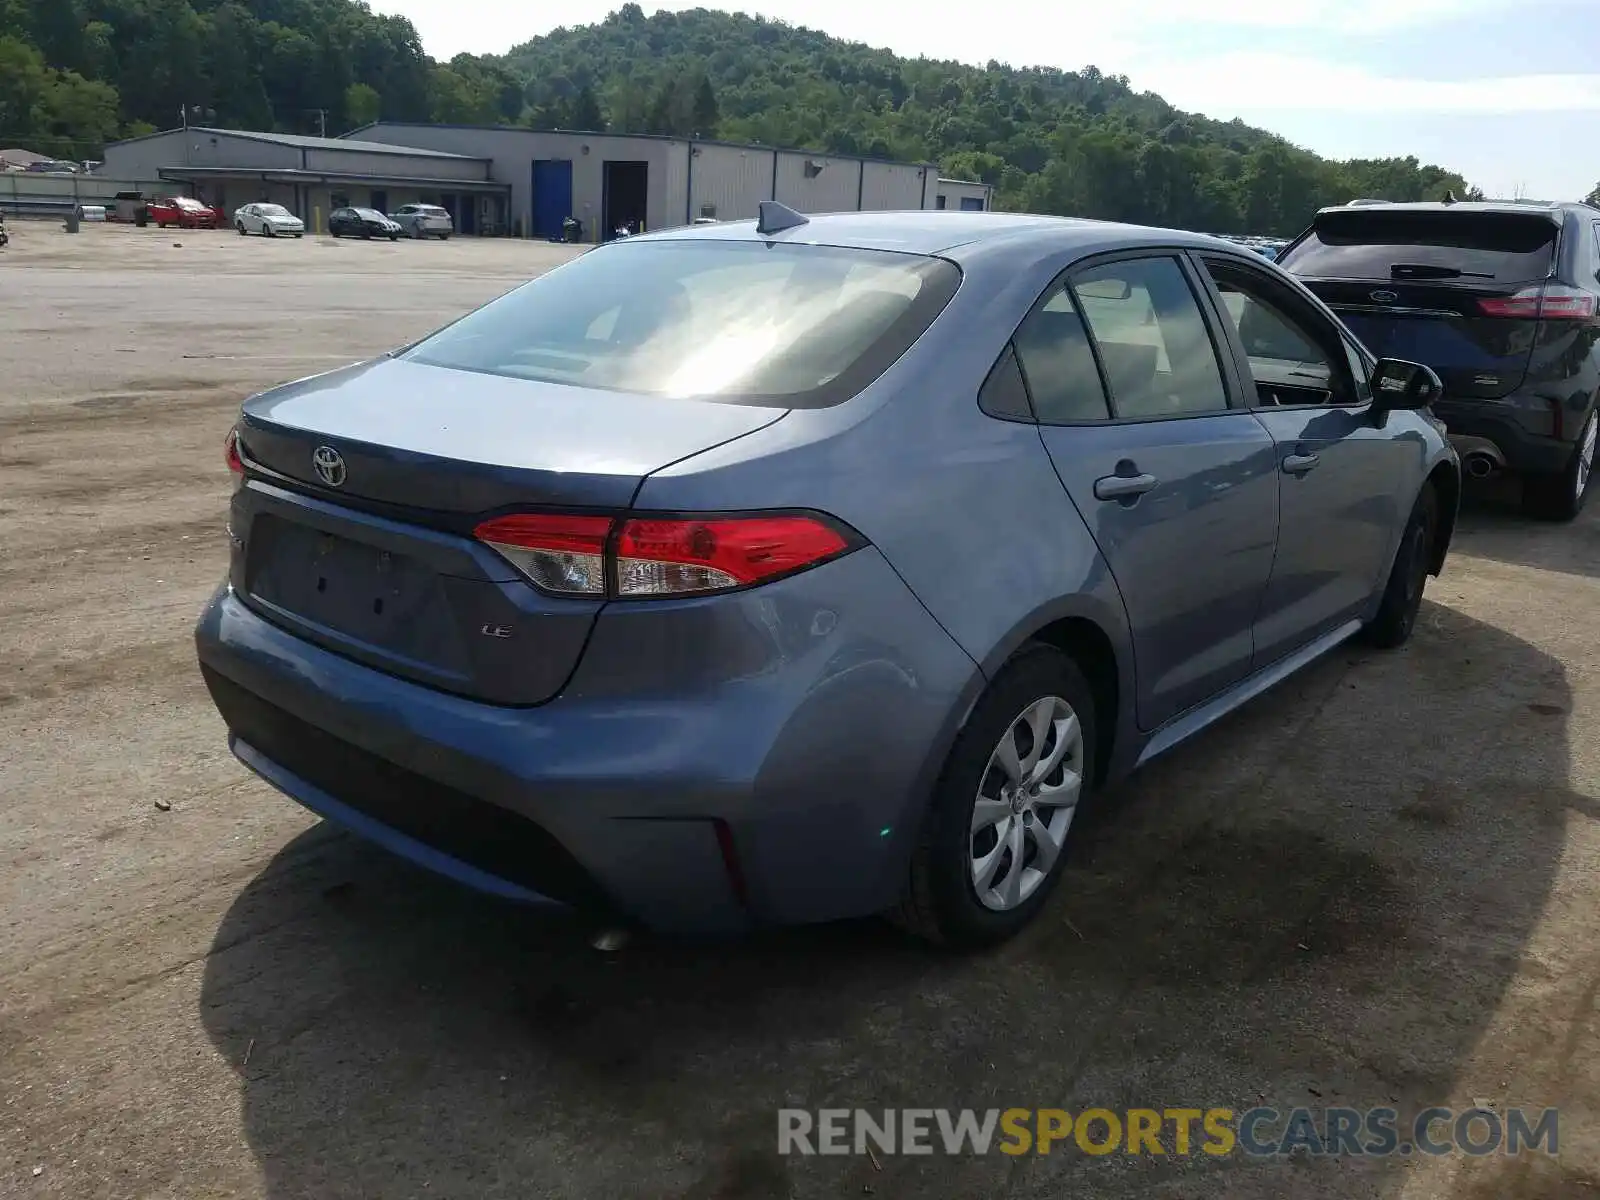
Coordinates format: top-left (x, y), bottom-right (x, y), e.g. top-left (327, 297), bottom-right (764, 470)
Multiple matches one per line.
top-left (1280, 207), bottom-right (1565, 399)
top-left (232, 357), bottom-right (786, 706)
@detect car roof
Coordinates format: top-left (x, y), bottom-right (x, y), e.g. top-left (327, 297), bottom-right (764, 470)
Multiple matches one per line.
top-left (636, 209), bottom-right (1248, 261)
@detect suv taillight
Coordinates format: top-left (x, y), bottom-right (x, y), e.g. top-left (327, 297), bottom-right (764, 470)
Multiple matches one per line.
top-left (473, 512), bottom-right (857, 599)
top-left (1478, 285), bottom-right (1597, 320)
top-left (225, 426), bottom-right (244, 475)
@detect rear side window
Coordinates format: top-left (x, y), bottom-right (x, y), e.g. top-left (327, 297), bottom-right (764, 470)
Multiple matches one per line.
top-left (1071, 258), bottom-right (1229, 419)
top-left (978, 344), bottom-right (1033, 421)
top-left (1012, 285), bottom-right (1110, 422)
top-left (1281, 211), bottom-right (1557, 283)
top-left (403, 239), bottom-right (961, 409)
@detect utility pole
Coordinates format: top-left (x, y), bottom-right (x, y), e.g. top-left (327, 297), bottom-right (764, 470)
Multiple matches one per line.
top-left (311, 109), bottom-right (328, 139)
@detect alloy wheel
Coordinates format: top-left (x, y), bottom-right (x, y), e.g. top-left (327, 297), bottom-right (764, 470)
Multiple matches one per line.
top-left (1577, 412), bottom-right (1596, 504)
top-left (969, 695), bottom-right (1084, 912)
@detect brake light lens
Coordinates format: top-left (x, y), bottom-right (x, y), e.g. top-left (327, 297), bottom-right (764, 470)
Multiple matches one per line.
top-left (1478, 285), bottom-right (1597, 320)
top-left (474, 513), bottom-right (612, 595)
top-left (616, 515), bottom-right (852, 596)
top-left (473, 512), bottom-right (855, 598)
top-left (224, 426), bottom-right (244, 475)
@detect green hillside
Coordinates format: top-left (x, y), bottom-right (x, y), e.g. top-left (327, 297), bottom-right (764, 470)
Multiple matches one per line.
top-left (498, 5), bottom-right (1481, 234)
top-left (0, 0), bottom-right (1479, 234)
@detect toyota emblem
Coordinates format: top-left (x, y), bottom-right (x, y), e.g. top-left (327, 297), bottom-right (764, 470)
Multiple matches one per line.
top-left (311, 445), bottom-right (347, 488)
top-left (1369, 289), bottom-right (1398, 304)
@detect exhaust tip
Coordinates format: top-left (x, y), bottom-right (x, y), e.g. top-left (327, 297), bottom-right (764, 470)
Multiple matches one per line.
top-left (1463, 453), bottom-right (1498, 480)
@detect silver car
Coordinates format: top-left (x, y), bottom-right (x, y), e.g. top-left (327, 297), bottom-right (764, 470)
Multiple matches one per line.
top-left (392, 203), bottom-right (453, 239)
top-left (234, 203), bottom-right (305, 238)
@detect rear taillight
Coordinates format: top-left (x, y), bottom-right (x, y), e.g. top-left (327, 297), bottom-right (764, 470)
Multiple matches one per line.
top-left (224, 426), bottom-right (244, 475)
top-left (1478, 285), bottom-right (1597, 320)
top-left (616, 516), bottom-right (851, 596)
top-left (474, 513), bottom-right (611, 596)
top-left (473, 512), bottom-right (856, 599)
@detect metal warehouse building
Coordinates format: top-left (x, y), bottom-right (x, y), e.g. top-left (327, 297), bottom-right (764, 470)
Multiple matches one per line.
top-left (97, 127), bottom-right (512, 234)
top-left (343, 123), bottom-right (942, 241)
top-left (936, 178), bottom-right (994, 212)
top-left (97, 123), bottom-right (944, 242)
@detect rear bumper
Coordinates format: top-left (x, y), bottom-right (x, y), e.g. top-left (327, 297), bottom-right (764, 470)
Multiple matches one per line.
top-left (194, 548), bottom-right (980, 934)
top-left (1434, 398), bottom-right (1572, 475)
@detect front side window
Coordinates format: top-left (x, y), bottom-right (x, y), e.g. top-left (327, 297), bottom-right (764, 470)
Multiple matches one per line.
top-left (402, 239), bottom-right (961, 408)
top-left (1203, 259), bottom-right (1356, 406)
top-left (1070, 257), bottom-right (1229, 419)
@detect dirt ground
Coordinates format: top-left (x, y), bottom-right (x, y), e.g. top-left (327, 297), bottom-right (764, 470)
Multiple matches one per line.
top-left (2, 221), bottom-right (1598, 1200)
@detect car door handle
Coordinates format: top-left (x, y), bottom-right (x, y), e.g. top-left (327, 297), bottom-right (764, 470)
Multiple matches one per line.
top-left (1094, 472), bottom-right (1159, 500)
top-left (1282, 452), bottom-right (1321, 475)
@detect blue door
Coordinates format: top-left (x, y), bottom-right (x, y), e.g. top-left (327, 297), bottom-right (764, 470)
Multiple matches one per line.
top-left (531, 159), bottom-right (572, 239)
top-left (1194, 255), bottom-right (1414, 664)
top-left (1024, 254), bottom-right (1280, 732)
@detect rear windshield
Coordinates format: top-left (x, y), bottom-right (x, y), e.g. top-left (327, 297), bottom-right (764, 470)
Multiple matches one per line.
top-left (1281, 211), bottom-right (1558, 283)
top-left (401, 239), bottom-right (962, 408)
top-left (416, 206), bottom-right (449, 217)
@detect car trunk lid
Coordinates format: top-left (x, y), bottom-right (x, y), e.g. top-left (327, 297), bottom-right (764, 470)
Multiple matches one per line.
top-left (1282, 207), bottom-right (1562, 400)
top-left (232, 357), bottom-right (786, 704)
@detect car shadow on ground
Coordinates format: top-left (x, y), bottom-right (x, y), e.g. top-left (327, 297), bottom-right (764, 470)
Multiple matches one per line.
top-left (199, 602), bottom-right (1590, 1199)
top-left (1452, 476), bottom-right (1600, 581)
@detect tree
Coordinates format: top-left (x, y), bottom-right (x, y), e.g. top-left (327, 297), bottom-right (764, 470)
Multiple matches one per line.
top-left (0, 0), bottom-right (1481, 232)
top-left (1586, 182), bottom-right (1600, 207)
top-left (691, 72), bottom-right (718, 136)
top-left (568, 82), bottom-right (603, 130)
top-left (0, 36), bottom-right (119, 158)
top-left (344, 82), bottom-right (380, 128)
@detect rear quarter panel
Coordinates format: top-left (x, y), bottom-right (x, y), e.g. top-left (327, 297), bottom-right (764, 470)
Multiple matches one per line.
top-left (635, 235), bottom-right (1141, 774)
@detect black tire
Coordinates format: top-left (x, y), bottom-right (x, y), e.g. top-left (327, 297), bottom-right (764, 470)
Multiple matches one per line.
top-left (360, 229), bottom-right (371, 240)
top-left (1364, 483), bottom-right (1438, 649)
top-left (1522, 408), bottom-right (1596, 522)
top-left (235, 222), bottom-right (246, 236)
top-left (264, 224), bottom-right (276, 238)
top-left (894, 644), bottom-right (1096, 948)
top-left (389, 233), bottom-right (398, 241)
top-left (439, 233), bottom-right (450, 240)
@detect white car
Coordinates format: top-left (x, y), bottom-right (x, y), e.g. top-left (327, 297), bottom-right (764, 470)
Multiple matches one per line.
top-left (234, 203), bottom-right (305, 238)
top-left (391, 203), bottom-right (453, 239)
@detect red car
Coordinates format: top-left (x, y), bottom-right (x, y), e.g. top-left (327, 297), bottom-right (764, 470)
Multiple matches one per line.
top-left (145, 196), bottom-right (222, 229)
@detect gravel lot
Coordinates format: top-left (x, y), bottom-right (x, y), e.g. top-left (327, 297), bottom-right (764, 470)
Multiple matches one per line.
top-left (2, 221), bottom-right (1598, 1200)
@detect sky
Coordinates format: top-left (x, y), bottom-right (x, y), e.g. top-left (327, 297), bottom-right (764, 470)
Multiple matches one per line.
top-left (371, 0), bottom-right (1600, 201)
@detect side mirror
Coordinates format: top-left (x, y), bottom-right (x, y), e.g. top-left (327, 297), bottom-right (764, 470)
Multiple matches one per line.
top-left (1371, 357), bottom-right (1442, 411)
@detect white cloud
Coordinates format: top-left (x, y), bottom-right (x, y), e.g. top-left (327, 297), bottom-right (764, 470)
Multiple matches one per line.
top-left (1137, 52), bottom-right (1600, 116)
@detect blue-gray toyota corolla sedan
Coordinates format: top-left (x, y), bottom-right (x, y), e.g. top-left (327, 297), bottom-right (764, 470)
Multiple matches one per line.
top-left (196, 206), bottom-right (1459, 947)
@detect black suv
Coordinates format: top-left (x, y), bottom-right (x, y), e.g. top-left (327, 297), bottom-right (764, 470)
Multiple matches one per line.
top-left (1279, 201), bottom-right (1599, 520)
